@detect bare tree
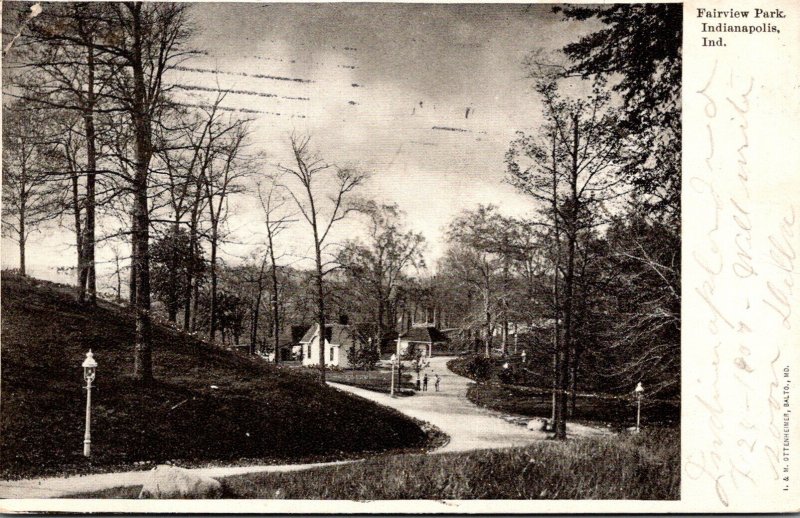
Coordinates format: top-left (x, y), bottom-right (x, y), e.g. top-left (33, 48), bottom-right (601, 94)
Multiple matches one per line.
top-left (1, 102), bottom-right (60, 275)
top-left (445, 205), bottom-right (513, 357)
top-left (280, 135), bottom-right (366, 382)
top-left (203, 120), bottom-right (250, 342)
top-left (338, 202), bottom-right (425, 349)
top-left (258, 175), bottom-right (294, 363)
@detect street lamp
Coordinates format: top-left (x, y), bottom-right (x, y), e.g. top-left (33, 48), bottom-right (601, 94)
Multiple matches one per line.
top-left (82, 350), bottom-right (98, 457)
top-left (390, 354), bottom-right (397, 397)
top-left (634, 382), bottom-right (644, 433)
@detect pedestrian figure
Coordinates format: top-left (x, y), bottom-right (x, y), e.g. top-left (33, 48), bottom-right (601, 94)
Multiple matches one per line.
top-left (423, 373), bottom-right (428, 391)
top-left (434, 373), bottom-right (441, 392)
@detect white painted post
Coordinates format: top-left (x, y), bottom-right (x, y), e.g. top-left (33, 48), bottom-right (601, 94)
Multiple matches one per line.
top-left (636, 396), bottom-right (641, 433)
top-left (84, 376), bottom-right (92, 456)
top-left (390, 353), bottom-right (397, 397)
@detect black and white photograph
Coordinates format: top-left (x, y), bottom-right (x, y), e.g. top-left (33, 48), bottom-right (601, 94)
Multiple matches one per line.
top-left (0, 0), bottom-right (719, 506)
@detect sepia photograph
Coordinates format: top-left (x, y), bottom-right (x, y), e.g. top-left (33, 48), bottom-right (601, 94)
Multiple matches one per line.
top-left (0, 1), bottom-right (683, 503)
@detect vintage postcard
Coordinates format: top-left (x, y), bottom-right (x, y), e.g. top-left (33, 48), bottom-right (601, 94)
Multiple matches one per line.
top-left (0, 0), bottom-right (797, 513)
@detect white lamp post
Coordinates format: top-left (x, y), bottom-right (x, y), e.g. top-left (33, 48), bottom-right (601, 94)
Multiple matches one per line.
top-left (82, 350), bottom-right (98, 457)
top-left (634, 382), bottom-right (644, 433)
top-left (390, 354), bottom-right (397, 397)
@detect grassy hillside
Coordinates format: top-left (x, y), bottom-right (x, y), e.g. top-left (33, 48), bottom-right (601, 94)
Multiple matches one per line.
top-left (0, 273), bottom-right (428, 479)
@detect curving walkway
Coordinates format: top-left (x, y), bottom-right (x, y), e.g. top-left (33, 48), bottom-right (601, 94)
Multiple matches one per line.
top-left (330, 356), bottom-right (548, 452)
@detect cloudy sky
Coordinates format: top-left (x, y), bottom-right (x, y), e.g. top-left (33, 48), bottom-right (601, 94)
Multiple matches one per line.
top-left (3, 2), bottom-right (598, 286)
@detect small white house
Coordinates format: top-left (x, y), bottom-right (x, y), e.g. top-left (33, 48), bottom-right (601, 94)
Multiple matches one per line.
top-left (299, 323), bottom-right (357, 368)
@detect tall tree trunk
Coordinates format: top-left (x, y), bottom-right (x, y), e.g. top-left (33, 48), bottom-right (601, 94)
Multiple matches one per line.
top-left (209, 226), bottom-right (218, 342)
top-left (18, 224), bottom-right (26, 276)
top-left (184, 212), bottom-right (198, 331)
top-left (501, 259), bottom-right (509, 353)
top-left (77, 21), bottom-right (97, 306)
top-left (131, 6), bottom-right (153, 382)
top-left (550, 128), bottom-right (561, 427)
top-left (271, 282), bottom-right (280, 364)
top-left (132, 180), bottom-right (152, 381)
top-left (71, 170), bottom-right (85, 299)
top-left (129, 222), bottom-right (137, 308)
top-left (265, 228), bottom-right (281, 364)
top-left (166, 220), bottom-right (180, 322)
top-left (192, 281), bottom-right (200, 331)
top-left (115, 253), bottom-right (122, 303)
top-left (82, 134), bottom-right (96, 306)
top-left (250, 301), bottom-right (260, 353)
top-left (17, 171), bottom-right (28, 277)
top-left (250, 253), bottom-right (267, 356)
top-left (314, 246), bottom-right (326, 381)
top-left (376, 284), bottom-right (385, 350)
top-left (555, 115), bottom-right (581, 440)
top-left (307, 197), bottom-right (326, 382)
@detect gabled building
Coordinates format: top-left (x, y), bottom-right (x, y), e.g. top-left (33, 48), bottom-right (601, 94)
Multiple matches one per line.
top-left (299, 323), bottom-right (358, 368)
top-left (397, 324), bottom-right (448, 358)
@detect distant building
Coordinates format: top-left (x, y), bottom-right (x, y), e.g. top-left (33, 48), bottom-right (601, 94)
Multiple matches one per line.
top-left (397, 324), bottom-right (448, 358)
top-left (299, 323), bottom-right (358, 368)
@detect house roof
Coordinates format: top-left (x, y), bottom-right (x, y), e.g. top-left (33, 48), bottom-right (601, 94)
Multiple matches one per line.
top-left (399, 325), bottom-right (448, 343)
top-left (299, 323), bottom-right (356, 346)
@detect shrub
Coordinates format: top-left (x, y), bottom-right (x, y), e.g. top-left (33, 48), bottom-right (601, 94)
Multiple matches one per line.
top-left (465, 355), bottom-right (494, 382)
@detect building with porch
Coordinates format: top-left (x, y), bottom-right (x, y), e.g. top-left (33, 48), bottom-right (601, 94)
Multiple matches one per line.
top-left (397, 325), bottom-right (448, 358)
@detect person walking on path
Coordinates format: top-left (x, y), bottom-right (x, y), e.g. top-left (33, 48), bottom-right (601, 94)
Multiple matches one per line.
top-left (434, 373), bottom-right (441, 392)
top-left (423, 373), bottom-right (429, 391)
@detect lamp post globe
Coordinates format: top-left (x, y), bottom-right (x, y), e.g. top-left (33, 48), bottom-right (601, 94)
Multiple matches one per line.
top-left (82, 350), bottom-right (97, 382)
top-left (82, 350), bottom-right (97, 457)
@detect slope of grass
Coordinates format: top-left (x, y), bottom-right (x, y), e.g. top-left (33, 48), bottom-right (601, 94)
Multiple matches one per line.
top-left (77, 429), bottom-right (678, 500)
top-left (0, 273), bottom-right (428, 479)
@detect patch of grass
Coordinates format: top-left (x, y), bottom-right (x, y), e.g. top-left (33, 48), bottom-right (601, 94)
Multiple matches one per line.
top-left (326, 368), bottom-right (415, 395)
top-left (218, 428), bottom-right (679, 500)
top-left (0, 273), bottom-right (428, 479)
